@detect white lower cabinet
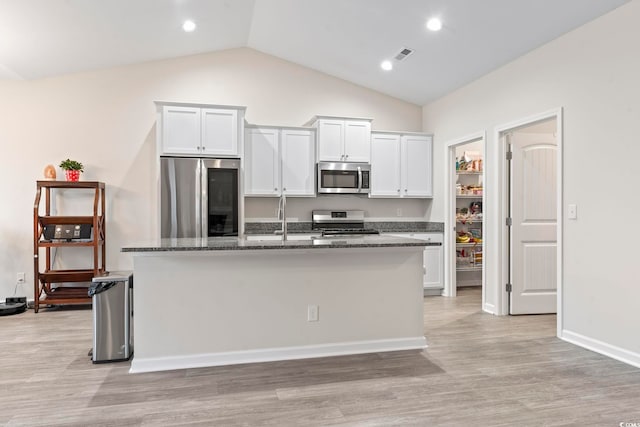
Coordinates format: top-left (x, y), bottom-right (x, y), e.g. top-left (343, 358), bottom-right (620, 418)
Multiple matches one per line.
top-left (387, 232), bottom-right (443, 292)
top-left (245, 126), bottom-right (315, 197)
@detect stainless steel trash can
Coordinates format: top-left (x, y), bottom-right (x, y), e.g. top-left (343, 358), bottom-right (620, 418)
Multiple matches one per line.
top-left (89, 271), bottom-right (133, 363)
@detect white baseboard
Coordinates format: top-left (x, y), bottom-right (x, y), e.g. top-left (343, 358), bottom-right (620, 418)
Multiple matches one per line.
top-left (130, 336), bottom-right (427, 374)
top-left (483, 302), bottom-right (496, 314)
top-left (561, 329), bottom-right (640, 369)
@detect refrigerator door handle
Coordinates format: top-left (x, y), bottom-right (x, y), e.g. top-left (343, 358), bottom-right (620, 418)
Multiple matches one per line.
top-left (168, 159), bottom-right (178, 239)
top-left (198, 159), bottom-right (205, 239)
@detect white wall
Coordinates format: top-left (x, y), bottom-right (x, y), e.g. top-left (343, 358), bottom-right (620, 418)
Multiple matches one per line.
top-left (423, 1), bottom-right (640, 363)
top-left (0, 47), bottom-right (422, 300)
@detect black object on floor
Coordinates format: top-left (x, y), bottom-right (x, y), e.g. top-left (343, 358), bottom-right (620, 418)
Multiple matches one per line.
top-left (0, 297), bottom-right (27, 316)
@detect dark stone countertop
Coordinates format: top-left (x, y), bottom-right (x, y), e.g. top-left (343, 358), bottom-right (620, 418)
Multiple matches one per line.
top-left (122, 235), bottom-right (437, 253)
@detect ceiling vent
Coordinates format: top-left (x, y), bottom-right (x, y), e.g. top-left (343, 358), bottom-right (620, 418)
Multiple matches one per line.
top-left (394, 47), bottom-right (414, 61)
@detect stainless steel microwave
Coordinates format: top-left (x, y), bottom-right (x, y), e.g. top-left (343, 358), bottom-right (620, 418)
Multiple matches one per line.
top-left (317, 162), bottom-right (370, 194)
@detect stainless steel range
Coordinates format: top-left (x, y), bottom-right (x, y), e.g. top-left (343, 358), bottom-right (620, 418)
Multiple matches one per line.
top-left (311, 210), bottom-right (379, 236)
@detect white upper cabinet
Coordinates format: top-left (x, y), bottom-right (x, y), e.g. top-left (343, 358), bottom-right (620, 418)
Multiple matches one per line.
top-left (343, 120), bottom-right (371, 162)
top-left (158, 102), bottom-right (244, 157)
top-left (244, 128), bottom-right (280, 196)
top-left (402, 134), bottom-right (432, 197)
top-left (313, 117), bottom-right (372, 162)
top-left (370, 132), bottom-right (433, 198)
top-left (161, 106), bottom-right (201, 155)
top-left (281, 129), bottom-right (315, 196)
top-left (317, 119), bottom-right (344, 162)
top-left (244, 127), bottom-right (315, 197)
top-left (371, 133), bottom-right (401, 197)
top-left (201, 108), bottom-right (238, 156)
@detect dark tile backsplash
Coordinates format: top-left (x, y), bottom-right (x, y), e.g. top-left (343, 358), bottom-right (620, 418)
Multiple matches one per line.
top-left (244, 221), bottom-right (444, 234)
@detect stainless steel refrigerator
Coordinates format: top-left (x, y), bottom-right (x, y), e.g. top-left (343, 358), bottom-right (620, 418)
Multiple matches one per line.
top-left (160, 157), bottom-right (240, 238)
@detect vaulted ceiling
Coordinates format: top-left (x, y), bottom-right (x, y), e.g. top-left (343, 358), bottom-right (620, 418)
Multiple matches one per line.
top-left (0, 0), bottom-right (630, 104)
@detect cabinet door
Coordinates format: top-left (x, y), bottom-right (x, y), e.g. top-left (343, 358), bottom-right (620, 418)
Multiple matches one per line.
top-left (387, 232), bottom-right (443, 290)
top-left (401, 135), bottom-right (432, 197)
top-left (370, 133), bottom-right (401, 197)
top-left (414, 233), bottom-right (443, 289)
top-left (317, 119), bottom-right (344, 162)
top-left (423, 245), bottom-right (443, 289)
top-left (161, 106), bottom-right (201, 155)
top-left (344, 120), bottom-right (371, 162)
top-left (201, 108), bottom-right (238, 156)
top-left (281, 129), bottom-right (315, 196)
top-left (244, 128), bottom-right (280, 196)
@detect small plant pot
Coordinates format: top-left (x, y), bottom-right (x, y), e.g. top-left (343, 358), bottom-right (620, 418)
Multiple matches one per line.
top-left (65, 170), bottom-right (81, 182)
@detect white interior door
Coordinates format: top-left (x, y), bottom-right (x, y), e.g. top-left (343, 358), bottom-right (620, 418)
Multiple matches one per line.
top-left (510, 131), bottom-right (558, 314)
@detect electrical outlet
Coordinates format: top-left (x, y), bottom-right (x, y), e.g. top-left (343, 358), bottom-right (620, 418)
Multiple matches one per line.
top-left (17, 272), bottom-right (25, 283)
top-left (307, 305), bottom-right (319, 322)
top-left (396, 208), bottom-right (402, 217)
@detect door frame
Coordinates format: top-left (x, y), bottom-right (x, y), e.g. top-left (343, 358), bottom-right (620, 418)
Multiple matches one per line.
top-left (443, 131), bottom-right (487, 306)
top-left (494, 108), bottom-right (563, 328)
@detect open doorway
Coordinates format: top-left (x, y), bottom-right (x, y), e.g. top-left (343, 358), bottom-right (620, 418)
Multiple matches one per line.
top-left (444, 132), bottom-right (486, 305)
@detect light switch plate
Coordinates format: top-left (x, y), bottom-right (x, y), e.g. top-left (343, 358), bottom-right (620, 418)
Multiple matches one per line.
top-left (568, 204), bottom-right (577, 220)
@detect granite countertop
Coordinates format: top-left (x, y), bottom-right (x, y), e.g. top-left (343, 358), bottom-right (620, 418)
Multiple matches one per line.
top-left (122, 235), bottom-right (438, 253)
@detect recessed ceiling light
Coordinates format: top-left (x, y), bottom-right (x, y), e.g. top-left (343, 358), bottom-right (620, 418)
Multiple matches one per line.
top-left (426, 17), bottom-right (442, 32)
top-left (381, 60), bottom-right (393, 71)
top-left (183, 20), bottom-right (197, 32)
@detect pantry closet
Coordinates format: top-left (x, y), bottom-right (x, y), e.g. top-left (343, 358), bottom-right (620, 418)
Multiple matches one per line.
top-left (454, 140), bottom-right (484, 288)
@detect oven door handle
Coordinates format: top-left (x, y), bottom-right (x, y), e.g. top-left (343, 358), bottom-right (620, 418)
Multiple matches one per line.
top-left (357, 166), bottom-right (362, 193)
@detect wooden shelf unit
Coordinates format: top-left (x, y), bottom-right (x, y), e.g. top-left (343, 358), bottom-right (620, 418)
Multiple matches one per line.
top-left (33, 181), bottom-right (106, 313)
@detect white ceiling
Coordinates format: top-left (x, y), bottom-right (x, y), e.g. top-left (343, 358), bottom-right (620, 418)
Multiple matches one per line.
top-left (0, 0), bottom-right (630, 105)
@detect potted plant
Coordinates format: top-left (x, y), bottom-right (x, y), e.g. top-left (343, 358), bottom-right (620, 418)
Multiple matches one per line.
top-left (59, 159), bottom-right (84, 182)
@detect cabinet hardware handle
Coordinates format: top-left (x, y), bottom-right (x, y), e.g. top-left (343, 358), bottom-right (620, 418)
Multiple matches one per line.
top-left (274, 188), bottom-right (278, 191)
top-left (283, 188), bottom-right (287, 191)
top-left (345, 155), bottom-right (349, 159)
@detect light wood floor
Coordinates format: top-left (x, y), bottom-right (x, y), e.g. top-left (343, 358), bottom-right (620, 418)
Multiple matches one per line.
top-left (2, 288), bottom-right (639, 426)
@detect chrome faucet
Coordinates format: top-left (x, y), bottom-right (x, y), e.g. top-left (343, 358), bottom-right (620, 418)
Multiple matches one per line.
top-left (275, 193), bottom-right (287, 240)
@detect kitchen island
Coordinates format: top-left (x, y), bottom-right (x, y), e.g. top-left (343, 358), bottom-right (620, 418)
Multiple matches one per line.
top-left (123, 235), bottom-right (431, 373)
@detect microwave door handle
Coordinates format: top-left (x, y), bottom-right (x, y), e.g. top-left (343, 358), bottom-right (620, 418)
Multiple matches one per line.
top-left (357, 166), bottom-right (362, 193)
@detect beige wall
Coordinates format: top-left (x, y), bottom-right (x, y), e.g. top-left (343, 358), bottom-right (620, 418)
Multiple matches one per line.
top-left (423, 1), bottom-right (640, 362)
top-left (0, 47), bottom-right (422, 300)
